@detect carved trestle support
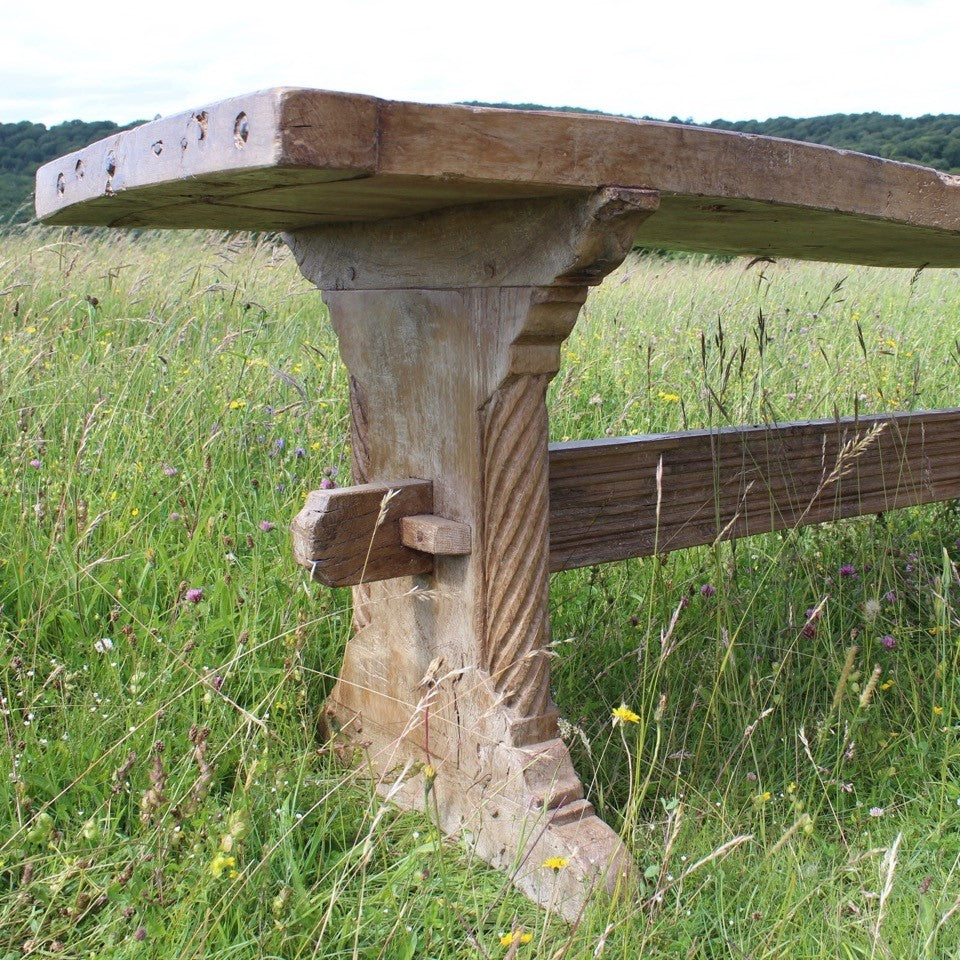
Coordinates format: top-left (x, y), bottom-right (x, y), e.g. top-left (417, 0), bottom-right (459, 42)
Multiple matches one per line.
top-left (285, 188), bottom-right (659, 919)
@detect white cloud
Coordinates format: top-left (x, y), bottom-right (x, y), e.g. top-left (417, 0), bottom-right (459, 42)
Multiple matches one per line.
top-left (4, 0), bottom-right (960, 125)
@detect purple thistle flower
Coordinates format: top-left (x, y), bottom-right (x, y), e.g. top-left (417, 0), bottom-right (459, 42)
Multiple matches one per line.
top-left (184, 587), bottom-right (203, 604)
top-left (700, 583), bottom-right (716, 597)
top-left (258, 520), bottom-right (275, 532)
top-left (273, 438), bottom-right (285, 453)
top-left (320, 477), bottom-right (336, 490)
top-left (29, 459), bottom-right (41, 468)
top-left (880, 635), bottom-right (896, 649)
top-left (294, 446), bottom-right (306, 459)
top-left (839, 564), bottom-right (858, 579)
top-left (163, 466), bottom-right (178, 477)
top-left (169, 512), bottom-right (181, 521)
top-left (884, 591), bottom-right (897, 604)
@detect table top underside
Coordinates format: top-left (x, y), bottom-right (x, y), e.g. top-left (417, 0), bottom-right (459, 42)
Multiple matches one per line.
top-left (35, 88), bottom-right (960, 268)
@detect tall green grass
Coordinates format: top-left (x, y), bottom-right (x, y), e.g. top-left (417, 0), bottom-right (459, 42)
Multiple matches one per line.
top-left (1, 229), bottom-right (959, 958)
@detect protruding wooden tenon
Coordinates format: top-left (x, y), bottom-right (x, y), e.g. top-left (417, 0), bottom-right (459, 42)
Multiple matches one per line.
top-left (291, 478), bottom-right (471, 586)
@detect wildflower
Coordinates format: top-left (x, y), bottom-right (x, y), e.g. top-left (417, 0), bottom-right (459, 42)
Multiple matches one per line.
top-left (163, 466), bottom-right (178, 477)
top-left (657, 390), bottom-right (680, 403)
top-left (130, 508), bottom-right (139, 517)
top-left (933, 705), bottom-right (943, 716)
top-left (169, 512), bottom-right (181, 521)
top-left (228, 399), bottom-right (246, 409)
top-left (320, 477), bottom-right (336, 490)
top-left (880, 635), bottom-right (896, 650)
top-left (258, 521), bottom-right (275, 532)
top-left (294, 447), bottom-right (306, 459)
top-left (29, 459), bottom-right (41, 468)
top-left (700, 583), bottom-right (716, 597)
top-left (884, 591), bottom-right (897, 604)
top-left (134, 928), bottom-right (147, 941)
top-left (868, 807), bottom-right (885, 818)
top-left (208, 851), bottom-right (236, 878)
top-left (184, 588), bottom-right (203, 604)
top-left (500, 931), bottom-right (533, 947)
top-left (612, 704), bottom-right (640, 725)
top-left (94, 638), bottom-right (114, 654)
top-left (862, 598), bottom-right (880, 622)
top-left (802, 607), bottom-right (820, 639)
top-left (839, 564), bottom-right (858, 579)
top-left (542, 857), bottom-right (569, 871)
top-left (273, 438), bottom-right (285, 453)
top-left (881, 679), bottom-right (894, 691)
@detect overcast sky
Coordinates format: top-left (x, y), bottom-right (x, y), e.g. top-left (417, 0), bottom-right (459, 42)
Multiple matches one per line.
top-left (4, 0), bottom-right (959, 126)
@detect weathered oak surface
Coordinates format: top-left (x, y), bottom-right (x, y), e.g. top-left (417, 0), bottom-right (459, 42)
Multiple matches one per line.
top-left (549, 409), bottom-right (960, 571)
top-left (36, 87), bottom-right (960, 267)
top-left (291, 479), bottom-right (433, 586)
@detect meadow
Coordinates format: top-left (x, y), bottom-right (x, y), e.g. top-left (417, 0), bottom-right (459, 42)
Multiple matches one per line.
top-left (1, 227), bottom-right (959, 959)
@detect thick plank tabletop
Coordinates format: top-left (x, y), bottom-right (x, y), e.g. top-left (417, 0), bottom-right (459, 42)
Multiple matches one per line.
top-left (35, 87), bottom-right (960, 267)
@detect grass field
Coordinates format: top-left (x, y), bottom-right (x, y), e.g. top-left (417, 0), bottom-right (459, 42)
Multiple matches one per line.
top-left (1, 228), bottom-right (959, 958)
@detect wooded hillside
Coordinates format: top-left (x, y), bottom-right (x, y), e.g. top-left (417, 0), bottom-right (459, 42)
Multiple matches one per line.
top-left (1, 119), bottom-right (140, 224)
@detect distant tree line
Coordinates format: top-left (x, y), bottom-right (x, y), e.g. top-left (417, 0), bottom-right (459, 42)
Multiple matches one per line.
top-left (706, 113), bottom-right (960, 172)
top-left (0, 118), bottom-right (140, 224)
top-left (3, 108), bottom-right (960, 224)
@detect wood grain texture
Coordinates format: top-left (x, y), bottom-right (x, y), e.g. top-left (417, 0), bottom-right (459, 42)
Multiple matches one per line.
top-left (36, 88), bottom-right (960, 266)
top-left (290, 189), bottom-right (653, 920)
top-left (399, 515), bottom-right (472, 555)
top-left (549, 410), bottom-right (960, 571)
top-left (290, 479), bottom-right (433, 586)
top-left (481, 374), bottom-right (553, 718)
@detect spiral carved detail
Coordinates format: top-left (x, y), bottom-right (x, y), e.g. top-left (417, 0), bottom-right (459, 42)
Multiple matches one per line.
top-left (481, 374), bottom-right (552, 719)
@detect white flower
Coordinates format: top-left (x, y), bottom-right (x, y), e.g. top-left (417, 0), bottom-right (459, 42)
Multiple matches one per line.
top-left (869, 806), bottom-right (885, 818)
top-left (94, 637), bottom-right (114, 654)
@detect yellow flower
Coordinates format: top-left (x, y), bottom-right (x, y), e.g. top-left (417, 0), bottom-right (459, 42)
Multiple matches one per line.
top-left (612, 704), bottom-right (640, 725)
top-left (657, 390), bottom-right (680, 403)
top-left (228, 399), bottom-right (246, 409)
top-left (881, 679), bottom-right (894, 691)
top-left (933, 705), bottom-right (943, 716)
top-left (542, 856), bottom-right (568, 871)
top-left (130, 508), bottom-right (140, 517)
top-left (209, 852), bottom-right (236, 878)
top-left (500, 931), bottom-right (533, 947)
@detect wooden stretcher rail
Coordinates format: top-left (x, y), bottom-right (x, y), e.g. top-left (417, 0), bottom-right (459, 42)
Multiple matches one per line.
top-left (548, 408), bottom-right (960, 570)
top-left (292, 408), bottom-right (960, 585)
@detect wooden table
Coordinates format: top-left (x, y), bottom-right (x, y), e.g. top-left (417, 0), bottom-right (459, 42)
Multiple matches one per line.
top-left (36, 88), bottom-right (960, 919)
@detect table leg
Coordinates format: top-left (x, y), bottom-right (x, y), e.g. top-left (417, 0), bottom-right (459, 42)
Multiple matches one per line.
top-left (285, 188), bottom-right (658, 918)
